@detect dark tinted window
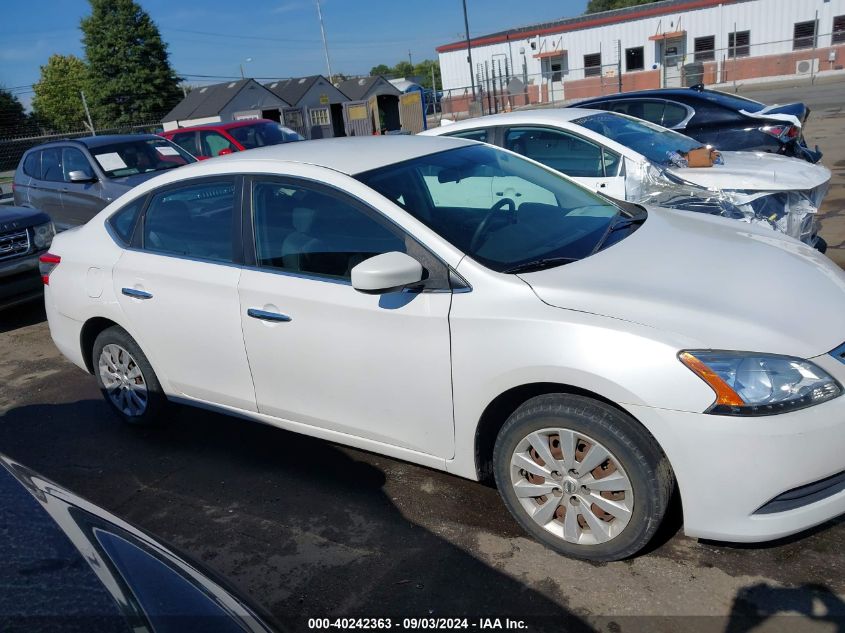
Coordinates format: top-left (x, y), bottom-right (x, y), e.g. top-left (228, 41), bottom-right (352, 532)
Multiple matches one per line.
top-left (358, 145), bottom-right (622, 273)
top-left (794, 20), bottom-right (817, 50)
top-left (143, 180), bottom-right (234, 263)
top-left (228, 122), bottom-right (303, 149)
top-left (108, 197), bottom-right (145, 245)
top-left (62, 147), bottom-right (94, 181)
top-left (505, 127), bottom-right (604, 177)
top-left (694, 36), bottom-right (716, 62)
top-left (89, 138), bottom-right (194, 178)
top-left (609, 99), bottom-right (665, 126)
top-left (625, 47), bottom-right (644, 72)
top-left (696, 89), bottom-right (764, 113)
top-left (252, 180), bottom-right (405, 281)
top-left (834, 17), bottom-right (845, 45)
top-left (200, 131), bottom-right (237, 157)
top-left (728, 30), bottom-right (751, 57)
top-left (584, 53), bottom-right (602, 78)
top-left (41, 148), bottom-right (63, 182)
top-left (170, 132), bottom-right (200, 156)
top-left (22, 151), bottom-right (40, 178)
top-left (662, 102), bottom-right (690, 127)
top-left (447, 129), bottom-right (489, 142)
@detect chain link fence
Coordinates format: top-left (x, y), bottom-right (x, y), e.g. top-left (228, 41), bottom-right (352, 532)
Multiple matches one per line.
top-left (434, 31), bottom-right (844, 121)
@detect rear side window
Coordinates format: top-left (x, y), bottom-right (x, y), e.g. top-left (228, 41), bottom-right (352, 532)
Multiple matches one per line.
top-left (662, 102), bottom-right (690, 127)
top-left (22, 151), bottom-right (40, 178)
top-left (143, 180), bottom-right (235, 263)
top-left (447, 129), bottom-right (489, 142)
top-left (610, 100), bottom-right (666, 126)
top-left (108, 197), bottom-right (145, 245)
top-left (41, 148), bottom-right (64, 182)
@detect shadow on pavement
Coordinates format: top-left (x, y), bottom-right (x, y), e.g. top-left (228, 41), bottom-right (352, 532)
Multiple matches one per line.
top-left (0, 301), bottom-right (46, 334)
top-left (725, 582), bottom-right (845, 633)
top-left (0, 399), bottom-right (594, 632)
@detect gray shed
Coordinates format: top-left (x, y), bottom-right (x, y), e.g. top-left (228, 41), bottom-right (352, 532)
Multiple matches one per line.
top-left (337, 76), bottom-right (403, 133)
top-left (162, 79), bottom-right (290, 131)
top-left (264, 76), bottom-right (350, 138)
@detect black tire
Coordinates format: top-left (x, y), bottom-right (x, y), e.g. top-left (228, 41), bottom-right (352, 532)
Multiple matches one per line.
top-left (92, 325), bottom-right (168, 426)
top-left (493, 394), bottom-right (673, 561)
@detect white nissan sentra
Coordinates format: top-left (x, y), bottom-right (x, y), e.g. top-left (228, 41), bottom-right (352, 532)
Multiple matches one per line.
top-left (41, 136), bottom-right (845, 561)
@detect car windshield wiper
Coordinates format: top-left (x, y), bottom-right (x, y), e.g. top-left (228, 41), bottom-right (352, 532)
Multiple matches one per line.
top-left (503, 256), bottom-right (579, 274)
top-left (590, 211), bottom-right (648, 254)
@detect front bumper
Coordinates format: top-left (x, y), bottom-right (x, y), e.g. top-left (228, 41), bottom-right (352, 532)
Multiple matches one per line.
top-left (625, 387), bottom-right (845, 542)
top-left (0, 253), bottom-right (42, 310)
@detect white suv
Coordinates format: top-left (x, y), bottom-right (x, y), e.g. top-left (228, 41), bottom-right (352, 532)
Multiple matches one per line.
top-left (42, 136), bottom-right (845, 560)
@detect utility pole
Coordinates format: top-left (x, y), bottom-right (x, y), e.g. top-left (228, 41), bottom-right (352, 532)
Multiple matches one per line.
top-left (462, 0), bottom-right (476, 100)
top-left (80, 90), bottom-right (95, 136)
top-left (315, 0), bottom-right (334, 83)
top-left (617, 39), bottom-right (622, 94)
top-left (408, 50), bottom-right (413, 66)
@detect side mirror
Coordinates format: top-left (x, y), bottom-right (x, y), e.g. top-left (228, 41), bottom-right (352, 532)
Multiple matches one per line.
top-left (351, 252), bottom-right (424, 294)
top-left (68, 170), bottom-right (96, 183)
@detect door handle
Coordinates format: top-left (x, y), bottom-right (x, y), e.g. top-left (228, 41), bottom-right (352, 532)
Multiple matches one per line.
top-left (599, 183), bottom-right (607, 188)
top-left (122, 287), bottom-right (153, 300)
top-left (247, 308), bottom-right (291, 322)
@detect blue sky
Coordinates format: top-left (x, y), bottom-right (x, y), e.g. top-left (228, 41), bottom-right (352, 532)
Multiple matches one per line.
top-left (1, 0), bottom-right (588, 108)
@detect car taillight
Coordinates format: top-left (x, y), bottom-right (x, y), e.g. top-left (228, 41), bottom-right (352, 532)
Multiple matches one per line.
top-left (761, 124), bottom-right (798, 141)
top-left (39, 253), bottom-right (61, 285)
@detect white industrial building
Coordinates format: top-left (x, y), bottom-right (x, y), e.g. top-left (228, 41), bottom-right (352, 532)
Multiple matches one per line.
top-left (436, 0), bottom-right (845, 107)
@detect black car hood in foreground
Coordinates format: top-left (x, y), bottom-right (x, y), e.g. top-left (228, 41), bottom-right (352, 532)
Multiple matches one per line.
top-left (0, 207), bottom-right (50, 232)
top-left (0, 456), bottom-right (279, 633)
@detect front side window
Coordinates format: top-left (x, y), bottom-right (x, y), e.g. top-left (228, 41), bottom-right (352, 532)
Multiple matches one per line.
top-left (447, 129), bottom-right (490, 143)
top-left (252, 180), bottom-right (406, 281)
top-left (143, 180), bottom-right (235, 263)
top-left (89, 138), bottom-right (194, 178)
top-left (357, 145), bottom-right (625, 273)
top-left (62, 147), bottom-right (94, 181)
top-left (170, 132), bottom-right (200, 156)
top-left (574, 112), bottom-right (701, 166)
top-left (505, 127), bottom-right (605, 178)
top-left (199, 131), bottom-right (237, 157)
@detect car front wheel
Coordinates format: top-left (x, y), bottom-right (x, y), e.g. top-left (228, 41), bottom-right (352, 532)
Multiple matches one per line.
top-left (92, 326), bottom-right (167, 425)
top-left (493, 394), bottom-right (673, 561)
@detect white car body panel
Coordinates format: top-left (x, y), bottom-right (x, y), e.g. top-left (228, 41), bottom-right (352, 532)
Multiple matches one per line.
top-left (42, 136), bottom-right (845, 545)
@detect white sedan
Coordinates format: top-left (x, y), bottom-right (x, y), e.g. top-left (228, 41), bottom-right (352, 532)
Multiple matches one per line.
top-left (42, 136), bottom-right (845, 561)
top-left (422, 109), bottom-right (831, 250)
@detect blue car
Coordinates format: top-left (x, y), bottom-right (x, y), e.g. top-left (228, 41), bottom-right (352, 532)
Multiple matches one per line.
top-left (572, 85), bottom-right (821, 163)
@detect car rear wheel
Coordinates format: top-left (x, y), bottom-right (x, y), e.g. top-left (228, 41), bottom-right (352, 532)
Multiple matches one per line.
top-left (92, 326), bottom-right (167, 425)
top-left (493, 394), bottom-right (673, 561)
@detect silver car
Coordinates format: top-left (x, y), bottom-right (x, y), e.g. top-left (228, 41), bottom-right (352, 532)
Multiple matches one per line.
top-left (13, 134), bottom-right (196, 229)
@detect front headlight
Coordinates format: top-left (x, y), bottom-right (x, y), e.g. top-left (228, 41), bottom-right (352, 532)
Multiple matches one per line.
top-left (679, 350), bottom-right (841, 416)
top-left (32, 221), bottom-right (55, 250)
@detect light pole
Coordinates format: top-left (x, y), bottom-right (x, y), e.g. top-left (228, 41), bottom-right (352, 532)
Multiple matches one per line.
top-left (240, 57), bottom-right (253, 79)
top-left (462, 0), bottom-right (476, 100)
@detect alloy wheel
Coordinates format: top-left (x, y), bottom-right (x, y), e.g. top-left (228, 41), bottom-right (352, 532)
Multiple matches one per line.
top-left (98, 343), bottom-right (149, 417)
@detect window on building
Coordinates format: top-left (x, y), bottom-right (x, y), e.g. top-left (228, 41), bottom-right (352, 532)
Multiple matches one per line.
top-left (584, 53), bottom-right (602, 77)
top-left (728, 30), bottom-right (751, 57)
top-left (143, 180), bottom-right (235, 263)
top-left (793, 20), bottom-right (817, 50)
top-left (625, 47), bottom-right (644, 72)
top-left (833, 16), bottom-right (845, 45)
top-left (694, 36), bottom-right (716, 62)
top-left (309, 107), bottom-right (330, 127)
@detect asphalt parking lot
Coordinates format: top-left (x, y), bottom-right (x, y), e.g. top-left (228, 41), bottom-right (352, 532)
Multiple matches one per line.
top-left (2, 79), bottom-right (845, 633)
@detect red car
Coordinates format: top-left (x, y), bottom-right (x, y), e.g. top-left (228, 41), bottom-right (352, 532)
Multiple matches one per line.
top-left (161, 119), bottom-right (304, 160)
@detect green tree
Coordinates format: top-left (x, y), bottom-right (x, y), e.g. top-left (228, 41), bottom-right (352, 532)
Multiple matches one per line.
top-left (586, 0), bottom-right (659, 13)
top-left (0, 88), bottom-right (31, 137)
top-left (369, 64), bottom-right (391, 76)
top-left (368, 59), bottom-right (442, 90)
top-left (80, 0), bottom-right (182, 126)
top-left (31, 54), bottom-right (89, 132)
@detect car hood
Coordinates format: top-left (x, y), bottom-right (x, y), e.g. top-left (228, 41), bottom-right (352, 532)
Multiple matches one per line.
top-left (667, 151), bottom-right (830, 192)
top-left (520, 207), bottom-right (845, 358)
top-left (0, 206), bottom-right (50, 228)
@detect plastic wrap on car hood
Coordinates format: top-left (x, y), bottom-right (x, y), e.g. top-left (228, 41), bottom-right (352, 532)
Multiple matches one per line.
top-left (624, 156), bottom-right (829, 245)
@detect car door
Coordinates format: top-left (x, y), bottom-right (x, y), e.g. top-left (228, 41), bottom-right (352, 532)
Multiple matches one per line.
top-left (59, 146), bottom-right (107, 226)
top-left (112, 176), bottom-right (257, 412)
top-left (503, 126), bottom-right (626, 199)
top-left (237, 177), bottom-right (454, 457)
top-left (29, 147), bottom-right (66, 221)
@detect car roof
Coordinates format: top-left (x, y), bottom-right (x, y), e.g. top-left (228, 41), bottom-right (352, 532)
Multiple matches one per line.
top-left (425, 108), bottom-right (604, 133)
top-left (164, 119), bottom-right (277, 134)
top-left (171, 135), bottom-right (476, 176)
top-left (27, 134), bottom-right (167, 150)
top-left (575, 87), bottom-right (753, 105)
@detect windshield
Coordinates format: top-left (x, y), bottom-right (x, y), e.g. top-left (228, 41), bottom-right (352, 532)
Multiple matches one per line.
top-left (357, 144), bottom-right (629, 273)
top-left (574, 112), bottom-right (703, 166)
top-left (89, 138), bottom-right (195, 178)
top-left (228, 122), bottom-right (304, 149)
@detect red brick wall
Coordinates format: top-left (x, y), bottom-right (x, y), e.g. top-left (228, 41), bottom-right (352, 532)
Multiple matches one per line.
top-left (720, 45), bottom-right (843, 82)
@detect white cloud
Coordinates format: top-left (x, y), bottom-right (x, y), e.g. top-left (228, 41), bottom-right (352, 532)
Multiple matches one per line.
top-left (271, 1), bottom-right (306, 14)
